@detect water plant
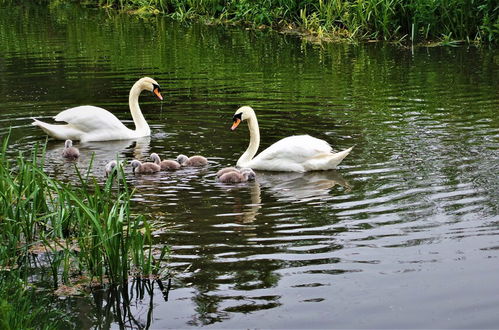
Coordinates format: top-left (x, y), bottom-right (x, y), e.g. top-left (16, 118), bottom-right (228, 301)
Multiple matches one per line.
top-left (0, 133), bottom-right (168, 326)
top-left (0, 272), bottom-right (71, 329)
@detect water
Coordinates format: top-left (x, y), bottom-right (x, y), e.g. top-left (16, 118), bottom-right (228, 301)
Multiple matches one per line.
top-left (1, 3), bottom-right (499, 328)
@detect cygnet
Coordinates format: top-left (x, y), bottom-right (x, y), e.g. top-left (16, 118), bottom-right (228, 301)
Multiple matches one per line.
top-left (105, 160), bottom-right (118, 177)
top-left (217, 169), bottom-right (255, 183)
top-left (176, 154), bottom-right (208, 167)
top-left (62, 139), bottom-right (79, 160)
top-left (150, 153), bottom-right (181, 171)
top-left (130, 159), bottom-right (161, 174)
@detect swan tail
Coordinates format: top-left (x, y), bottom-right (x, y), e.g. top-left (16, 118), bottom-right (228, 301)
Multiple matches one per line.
top-left (327, 146), bottom-right (354, 168)
top-left (305, 146), bottom-right (354, 171)
top-left (31, 118), bottom-right (82, 141)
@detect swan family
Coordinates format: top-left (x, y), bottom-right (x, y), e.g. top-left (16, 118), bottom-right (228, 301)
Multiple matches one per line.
top-left (35, 77), bottom-right (353, 174)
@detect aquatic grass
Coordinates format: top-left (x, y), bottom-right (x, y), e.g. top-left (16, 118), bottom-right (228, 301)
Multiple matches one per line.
top-left (0, 272), bottom-right (71, 329)
top-left (0, 134), bottom-right (168, 291)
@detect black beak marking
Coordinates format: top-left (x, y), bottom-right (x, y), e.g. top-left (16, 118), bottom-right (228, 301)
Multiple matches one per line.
top-left (233, 112), bottom-right (242, 122)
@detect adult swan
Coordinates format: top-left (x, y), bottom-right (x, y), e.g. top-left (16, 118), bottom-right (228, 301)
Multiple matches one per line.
top-left (32, 77), bottom-right (163, 142)
top-left (230, 106), bottom-right (353, 172)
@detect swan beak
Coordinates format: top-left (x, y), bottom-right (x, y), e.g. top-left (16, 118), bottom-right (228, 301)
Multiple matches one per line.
top-left (153, 88), bottom-right (163, 100)
top-left (231, 119), bottom-right (241, 131)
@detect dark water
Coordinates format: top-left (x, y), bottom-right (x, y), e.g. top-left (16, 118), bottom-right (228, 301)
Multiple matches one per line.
top-left (1, 3), bottom-right (499, 328)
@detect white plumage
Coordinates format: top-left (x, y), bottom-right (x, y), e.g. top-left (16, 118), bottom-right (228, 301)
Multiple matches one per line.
top-left (231, 106), bottom-right (353, 172)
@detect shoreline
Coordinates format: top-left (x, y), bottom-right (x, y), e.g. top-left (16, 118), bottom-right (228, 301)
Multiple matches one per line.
top-left (93, 1), bottom-right (499, 47)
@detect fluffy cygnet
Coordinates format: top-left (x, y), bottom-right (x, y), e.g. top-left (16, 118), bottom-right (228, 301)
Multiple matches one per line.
top-left (62, 139), bottom-right (79, 160)
top-left (216, 167), bottom-right (239, 178)
top-left (216, 167), bottom-right (256, 180)
top-left (217, 170), bottom-right (254, 183)
top-left (130, 159), bottom-right (161, 174)
top-left (150, 153), bottom-right (181, 171)
top-left (105, 160), bottom-right (118, 177)
top-left (176, 154), bottom-right (208, 167)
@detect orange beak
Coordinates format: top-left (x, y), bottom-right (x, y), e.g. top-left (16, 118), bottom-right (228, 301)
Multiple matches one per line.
top-left (231, 119), bottom-right (241, 131)
top-left (153, 88), bottom-right (163, 100)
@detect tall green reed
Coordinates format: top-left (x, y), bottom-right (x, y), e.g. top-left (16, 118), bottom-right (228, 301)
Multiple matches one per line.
top-left (0, 271), bottom-right (71, 329)
top-left (0, 134), bottom-right (167, 289)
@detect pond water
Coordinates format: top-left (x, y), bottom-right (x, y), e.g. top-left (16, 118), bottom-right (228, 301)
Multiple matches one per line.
top-left (1, 3), bottom-right (499, 329)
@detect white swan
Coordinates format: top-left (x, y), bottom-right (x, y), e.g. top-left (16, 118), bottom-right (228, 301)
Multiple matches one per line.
top-left (230, 106), bottom-right (353, 172)
top-left (32, 77), bottom-right (163, 142)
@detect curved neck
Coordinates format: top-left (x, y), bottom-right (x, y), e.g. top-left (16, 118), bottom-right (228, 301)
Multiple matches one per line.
top-left (129, 82), bottom-right (150, 135)
top-left (237, 112), bottom-right (260, 166)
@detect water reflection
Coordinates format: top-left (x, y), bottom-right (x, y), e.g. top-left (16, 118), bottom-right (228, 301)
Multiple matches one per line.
top-left (215, 180), bottom-right (262, 224)
top-left (79, 279), bottom-right (170, 329)
top-left (257, 170), bottom-right (351, 203)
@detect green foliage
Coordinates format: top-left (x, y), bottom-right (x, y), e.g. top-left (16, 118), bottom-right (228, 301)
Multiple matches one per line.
top-left (70, 0), bottom-right (498, 43)
top-left (0, 273), bottom-right (71, 329)
top-left (0, 133), bottom-right (168, 289)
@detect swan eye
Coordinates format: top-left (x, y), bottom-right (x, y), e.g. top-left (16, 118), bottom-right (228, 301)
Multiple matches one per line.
top-left (233, 112), bottom-right (243, 121)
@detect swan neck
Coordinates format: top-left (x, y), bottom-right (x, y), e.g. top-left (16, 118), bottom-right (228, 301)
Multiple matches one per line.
top-left (129, 83), bottom-right (150, 136)
top-left (238, 114), bottom-right (260, 166)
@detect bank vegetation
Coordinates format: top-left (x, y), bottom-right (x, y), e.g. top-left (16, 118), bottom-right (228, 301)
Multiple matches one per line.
top-left (90, 0), bottom-right (499, 44)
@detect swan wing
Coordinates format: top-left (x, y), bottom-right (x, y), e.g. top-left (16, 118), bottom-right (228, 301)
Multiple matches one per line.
top-left (256, 135), bottom-right (332, 162)
top-left (248, 135), bottom-right (334, 171)
top-left (54, 106), bottom-right (129, 133)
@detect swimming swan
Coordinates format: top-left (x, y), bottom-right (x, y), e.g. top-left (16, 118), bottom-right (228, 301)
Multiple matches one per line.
top-left (32, 77), bottom-right (163, 142)
top-left (231, 106), bottom-right (353, 172)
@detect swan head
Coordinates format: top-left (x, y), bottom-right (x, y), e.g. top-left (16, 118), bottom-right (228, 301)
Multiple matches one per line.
top-left (176, 154), bottom-right (188, 165)
top-left (64, 139), bottom-right (73, 148)
top-left (231, 106), bottom-right (254, 131)
top-left (137, 77), bottom-right (163, 101)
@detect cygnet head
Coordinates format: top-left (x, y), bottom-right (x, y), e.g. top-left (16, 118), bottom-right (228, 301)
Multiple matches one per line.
top-left (150, 153), bottom-right (161, 164)
top-left (176, 154), bottom-right (188, 165)
top-left (105, 160), bottom-right (118, 176)
top-left (240, 167), bottom-right (256, 181)
top-left (131, 160), bottom-right (142, 170)
top-left (64, 139), bottom-right (73, 148)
